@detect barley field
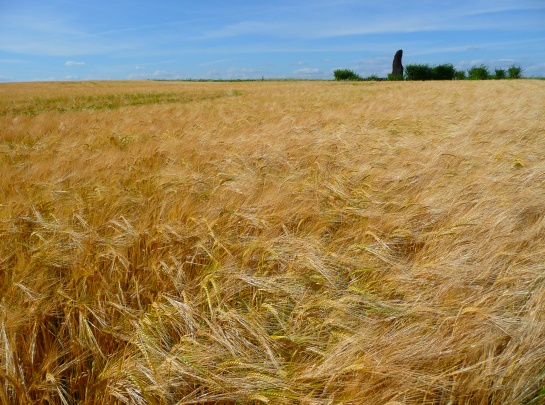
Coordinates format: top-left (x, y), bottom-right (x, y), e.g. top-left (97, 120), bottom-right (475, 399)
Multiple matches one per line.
top-left (1, 79), bottom-right (545, 404)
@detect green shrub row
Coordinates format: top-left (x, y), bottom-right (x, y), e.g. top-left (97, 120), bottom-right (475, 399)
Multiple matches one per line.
top-left (333, 69), bottom-right (364, 81)
top-left (333, 64), bottom-right (524, 81)
top-left (405, 64), bottom-right (456, 80)
top-left (406, 63), bottom-right (523, 80)
top-left (333, 70), bottom-right (389, 82)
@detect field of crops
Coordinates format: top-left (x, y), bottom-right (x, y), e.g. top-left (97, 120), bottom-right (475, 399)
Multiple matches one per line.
top-left (1, 79), bottom-right (545, 404)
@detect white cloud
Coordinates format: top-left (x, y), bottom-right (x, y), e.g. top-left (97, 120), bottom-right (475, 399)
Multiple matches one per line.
top-left (226, 67), bottom-right (261, 79)
top-left (150, 70), bottom-right (182, 80)
top-left (496, 58), bottom-right (516, 63)
top-left (294, 68), bottom-right (319, 74)
top-left (198, 59), bottom-right (237, 67)
top-left (524, 62), bottom-right (545, 76)
top-left (293, 68), bottom-right (323, 77)
top-left (65, 61), bottom-right (85, 66)
top-left (0, 58), bottom-right (29, 64)
top-left (127, 70), bottom-right (182, 80)
top-left (202, 21), bottom-right (280, 39)
top-left (197, 2), bottom-right (545, 41)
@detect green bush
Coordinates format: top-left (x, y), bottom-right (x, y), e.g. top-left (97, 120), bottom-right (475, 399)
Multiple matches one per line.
top-left (405, 64), bottom-right (455, 80)
top-left (468, 65), bottom-right (490, 80)
top-left (387, 74), bottom-right (404, 81)
top-left (333, 69), bottom-right (363, 81)
top-left (494, 68), bottom-right (506, 80)
top-left (405, 64), bottom-right (434, 80)
top-left (507, 65), bottom-right (523, 79)
top-left (454, 70), bottom-right (467, 80)
top-left (432, 64), bottom-right (456, 80)
top-left (365, 75), bottom-right (381, 81)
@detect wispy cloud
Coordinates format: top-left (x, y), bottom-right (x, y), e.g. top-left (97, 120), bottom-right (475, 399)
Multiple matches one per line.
top-left (225, 67), bottom-right (262, 79)
top-left (0, 58), bottom-right (30, 65)
top-left (195, 1), bottom-right (545, 41)
top-left (65, 61), bottom-right (85, 66)
top-left (294, 68), bottom-right (320, 74)
top-left (293, 68), bottom-right (323, 78)
top-left (525, 62), bottom-right (545, 75)
top-left (201, 21), bottom-right (281, 39)
top-left (198, 59), bottom-right (237, 67)
top-left (127, 70), bottom-right (182, 80)
top-left (0, 5), bottom-right (138, 56)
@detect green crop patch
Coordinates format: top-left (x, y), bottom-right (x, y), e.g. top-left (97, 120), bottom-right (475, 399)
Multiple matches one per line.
top-left (0, 90), bottom-right (242, 116)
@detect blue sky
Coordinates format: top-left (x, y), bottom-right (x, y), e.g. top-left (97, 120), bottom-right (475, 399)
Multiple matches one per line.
top-left (1, 0), bottom-right (544, 81)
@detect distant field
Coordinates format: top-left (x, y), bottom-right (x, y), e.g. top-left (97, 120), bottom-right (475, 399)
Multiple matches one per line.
top-left (1, 80), bottom-right (545, 404)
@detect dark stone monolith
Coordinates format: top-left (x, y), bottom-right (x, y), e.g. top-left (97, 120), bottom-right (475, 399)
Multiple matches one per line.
top-left (392, 49), bottom-right (403, 77)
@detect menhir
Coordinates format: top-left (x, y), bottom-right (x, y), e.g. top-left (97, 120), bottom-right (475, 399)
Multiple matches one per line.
top-left (392, 50), bottom-right (403, 77)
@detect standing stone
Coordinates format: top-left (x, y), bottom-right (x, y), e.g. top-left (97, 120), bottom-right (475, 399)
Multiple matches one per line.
top-left (392, 49), bottom-right (403, 77)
